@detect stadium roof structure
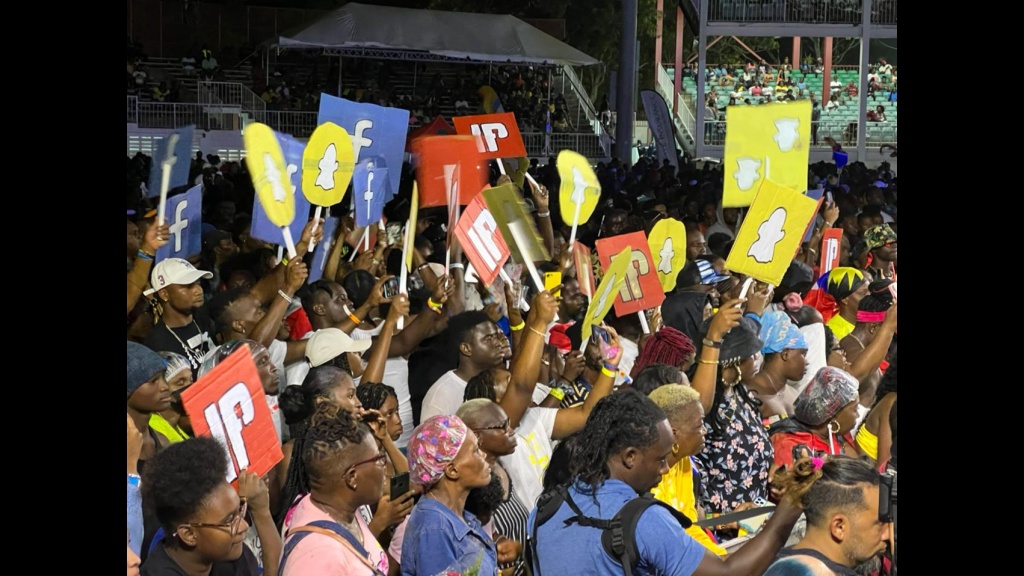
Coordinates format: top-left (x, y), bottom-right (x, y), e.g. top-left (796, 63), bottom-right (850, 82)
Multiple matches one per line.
top-left (269, 2), bottom-right (599, 67)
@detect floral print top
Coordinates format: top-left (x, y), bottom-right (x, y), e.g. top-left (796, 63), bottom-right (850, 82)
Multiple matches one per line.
top-left (695, 384), bottom-right (774, 514)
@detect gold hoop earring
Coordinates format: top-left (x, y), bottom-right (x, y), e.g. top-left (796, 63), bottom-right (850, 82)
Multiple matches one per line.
top-left (829, 420), bottom-right (841, 434)
top-left (671, 443), bottom-right (680, 455)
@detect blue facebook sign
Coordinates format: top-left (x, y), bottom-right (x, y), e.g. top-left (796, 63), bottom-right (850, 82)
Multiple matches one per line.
top-left (353, 157), bottom-right (389, 228)
top-left (147, 125), bottom-right (195, 198)
top-left (308, 217), bottom-right (339, 284)
top-left (318, 94), bottom-right (409, 201)
top-left (156, 185), bottom-right (203, 262)
top-left (250, 132), bottom-right (311, 245)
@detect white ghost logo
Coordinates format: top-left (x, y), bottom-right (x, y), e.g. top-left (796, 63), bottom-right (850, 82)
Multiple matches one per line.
top-left (734, 157), bottom-right (762, 191)
top-left (315, 143), bottom-right (340, 190)
top-left (593, 273), bottom-right (617, 319)
top-left (263, 153), bottom-right (288, 203)
top-left (747, 207), bottom-right (788, 263)
top-left (773, 118), bottom-right (800, 152)
top-left (571, 166), bottom-right (588, 205)
top-left (658, 238), bottom-right (675, 274)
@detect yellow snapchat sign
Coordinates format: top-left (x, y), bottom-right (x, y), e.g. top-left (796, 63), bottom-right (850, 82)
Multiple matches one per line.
top-left (581, 246), bottom-right (631, 343)
top-left (244, 123), bottom-right (295, 227)
top-left (302, 122), bottom-right (355, 207)
top-left (647, 218), bottom-right (688, 292)
top-left (723, 101), bottom-right (811, 208)
top-left (556, 150), bottom-right (601, 226)
top-left (725, 179), bottom-right (819, 286)
top-left (404, 184), bottom-right (419, 272)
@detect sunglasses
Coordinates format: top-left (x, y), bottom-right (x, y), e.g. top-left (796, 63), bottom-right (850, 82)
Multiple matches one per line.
top-left (472, 418), bottom-right (512, 434)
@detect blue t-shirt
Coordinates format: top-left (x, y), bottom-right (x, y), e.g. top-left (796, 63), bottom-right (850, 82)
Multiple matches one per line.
top-left (401, 497), bottom-right (498, 576)
top-left (528, 479), bottom-right (706, 576)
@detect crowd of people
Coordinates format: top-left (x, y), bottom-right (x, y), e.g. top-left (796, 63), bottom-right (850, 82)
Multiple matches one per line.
top-left (127, 122), bottom-right (896, 575)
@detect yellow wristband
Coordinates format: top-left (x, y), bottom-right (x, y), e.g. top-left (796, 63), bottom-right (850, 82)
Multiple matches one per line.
top-left (601, 367), bottom-right (617, 379)
top-left (510, 321), bottom-right (526, 331)
top-left (548, 388), bottom-right (565, 401)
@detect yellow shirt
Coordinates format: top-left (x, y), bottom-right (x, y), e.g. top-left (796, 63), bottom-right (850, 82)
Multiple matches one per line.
top-left (826, 314), bottom-right (855, 341)
top-left (652, 458), bottom-right (728, 556)
top-left (856, 425), bottom-right (879, 461)
top-left (149, 413), bottom-right (190, 444)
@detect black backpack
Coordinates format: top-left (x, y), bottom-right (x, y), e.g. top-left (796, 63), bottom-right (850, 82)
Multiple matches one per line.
top-left (527, 485), bottom-right (694, 576)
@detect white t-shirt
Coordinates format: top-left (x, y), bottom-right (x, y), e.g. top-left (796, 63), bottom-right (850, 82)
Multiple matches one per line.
top-left (420, 370), bottom-right (468, 422)
top-left (352, 324), bottom-right (414, 448)
top-left (500, 407), bottom-right (558, 508)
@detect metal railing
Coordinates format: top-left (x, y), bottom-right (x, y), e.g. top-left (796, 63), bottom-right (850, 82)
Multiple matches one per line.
top-left (197, 81), bottom-right (266, 116)
top-left (655, 64), bottom-right (696, 150)
top-left (521, 132), bottom-right (608, 159)
top-left (703, 118), bottom-right (895, 147)
top-left (127, 95), bottom-right (139, 124)
top-left (134, 101), bottom-right (206, 129)
top-left (708, 0), bottom-right (885, 25)
top-left (871, 0), bottom-right (897, 24)
top-left (259, 111), bottom-right (319, 138)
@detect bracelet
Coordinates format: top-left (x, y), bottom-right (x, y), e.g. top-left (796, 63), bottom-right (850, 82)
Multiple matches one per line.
top-left (536, 211), bottom-right (550, 218)
top-left (745, 312), bottom-right (761, 322)
top-left (529, 326), bottom-right (546, 338)
top-left (603, 362), bottom-right (620, 373)
top-left (699, 359), bottom-right (720, 365)
top-left (548, 387), bottom-right (566, 401)
top-left (702, 337), bottom-right (723, 349)
top-left (427, 298), bottom-right (444, 314)
top-left (510, 321), bottom-right (526, 331)
top-left (136, 250), bottom-right (154, 261)
top-left (449, 263), bottom-right (465, 270)
top-left (348, 312), bottom-right (361, 324)
top-left (127, 473), bottom-right (141, 487)
top-left (281, 256), bottom-right (289, 265)
top-left (417, 263), bottom-right (431, 271)
top-left (277, 290), bottom-right (293, 304)
top-left (601, 366), bottom-right (617, 379)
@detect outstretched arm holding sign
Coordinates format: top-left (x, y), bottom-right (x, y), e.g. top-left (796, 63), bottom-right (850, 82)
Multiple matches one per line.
top-left (127, 222), bottom-right (169, 314)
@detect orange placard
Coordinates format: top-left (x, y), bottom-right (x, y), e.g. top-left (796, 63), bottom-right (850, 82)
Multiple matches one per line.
top-left (819, 228), bottom-right (844, 275)
top-left (596, 231), bottom-right (666, 316)
top-left (413, 136), bottom-right (488, 208)
top-left (452, 112), bottom-right (527, 160)
top-left (453, 193), bottom-right (511, 287)
top-left (180, 345), bottom-right (283, 483)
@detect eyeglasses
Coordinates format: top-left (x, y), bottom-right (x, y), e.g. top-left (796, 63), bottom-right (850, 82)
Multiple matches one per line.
top-left (472, 418), bottom-right (512, 434)
top-left (184, 499), bottom-right (247, 537)
top-left (346, 451), bottom-right (388, 475)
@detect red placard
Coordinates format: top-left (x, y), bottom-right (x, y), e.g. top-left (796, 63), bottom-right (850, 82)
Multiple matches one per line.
top-left (596, 231), bottom-right (666, 316)
top-left (453, 193), bottom-right (511, 287)
top-left (818, 228), bottom-right (844, 275)
top-left (412, 136), bottom-right (488, 208)
top-left (180, 345), bottom-right (283, 483)
top-left (452, 112), bottom-right (527, 159)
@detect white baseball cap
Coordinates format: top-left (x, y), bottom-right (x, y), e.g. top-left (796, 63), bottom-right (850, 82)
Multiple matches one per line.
top-left (305, 328), bottom-right (372, 367)
top-left (144, 258), bottom-right (213, 295)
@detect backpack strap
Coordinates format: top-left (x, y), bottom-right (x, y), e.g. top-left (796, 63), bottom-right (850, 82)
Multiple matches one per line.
top-left (527, 486), bottom-right (571, 576)
top-left (280, 520), bottom-right (384, 576)
top-left (599, 494), bottom-right (694, 576)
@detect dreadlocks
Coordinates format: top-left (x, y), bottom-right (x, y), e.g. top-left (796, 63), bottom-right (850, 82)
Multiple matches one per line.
top-left (630, 326), bottom-right (695, 378)
top-left (569, 389), bottom-right (667, 489)
top-left (302, 402), bottom-right (372, 491)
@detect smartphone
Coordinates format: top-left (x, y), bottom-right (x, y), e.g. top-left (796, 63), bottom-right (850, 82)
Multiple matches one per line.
top-left (544, 271), bottom-right (562, 297)
top-left (390, 471), bottom-right (410, 500)
top-left (382, 277), bottom-right (400, 299)
top-left (590, 325), bottom-right (619, 361)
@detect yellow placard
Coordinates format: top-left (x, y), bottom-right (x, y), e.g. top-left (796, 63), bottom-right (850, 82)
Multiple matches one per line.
top-left (481, 183), bottom-right (550, 266)
top-left (647, 218), bottom-right (688, 292)
top-left (556, 150), bottom-right (601, 226)
top-left (581, 246), bottom-right (631, 342)
top-left (723, 101), bottom-right (811, 208)
top-left (244, 123), bottom-right (295, 227)
top-left (404, 184), bottom-right (419, 272)
top-left (302, 122), bottom-right (355, 207)
top-left (724, 179), bottom-right (819, 286)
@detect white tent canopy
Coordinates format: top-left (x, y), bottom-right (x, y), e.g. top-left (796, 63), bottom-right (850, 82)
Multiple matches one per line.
top-left (271, 2), bottom-right (600, 67)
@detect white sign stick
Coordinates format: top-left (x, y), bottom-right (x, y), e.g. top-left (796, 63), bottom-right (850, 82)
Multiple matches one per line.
top-left (350, 228), bottom-right (370, 262)
top-left (496, 159), bottom-right (507, 176)
top-left (308, 206), bottom-right (323, 252)
top-left (738, 277), bottom-right (755, 300)
top-left (638, 311), bottom-right (651, 334)
top-left (281, 226), bottom-right (297, 260)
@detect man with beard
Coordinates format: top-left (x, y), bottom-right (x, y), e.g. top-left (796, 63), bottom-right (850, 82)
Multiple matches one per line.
top-left (420, 311), bottom-right (513, 422)
top-left (143, 258), bottom-right (216, 373)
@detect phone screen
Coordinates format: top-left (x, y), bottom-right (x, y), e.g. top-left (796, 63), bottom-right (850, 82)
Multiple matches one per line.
top-left (382, 277), bottom-right (400, 299)
top-left (544, 272), bottom-right (562, 297)
top-left (390, 472), bottom-right (410, 500)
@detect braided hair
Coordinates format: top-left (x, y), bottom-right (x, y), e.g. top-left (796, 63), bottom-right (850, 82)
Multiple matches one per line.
top-left (630, 327), bottom-right (695, 378)
top-left (464, 370), bottom-right (499, 402)
top-left (771, 456), bottom-right (880, 527)
top-left (356, 381), bottom-right (398, 411)
top-left (569, 389), bottom-right (667, 489)
top-left (302, 402), bottom-right (372, 491)
top-left (873, 349), bottom-right (897, 406)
